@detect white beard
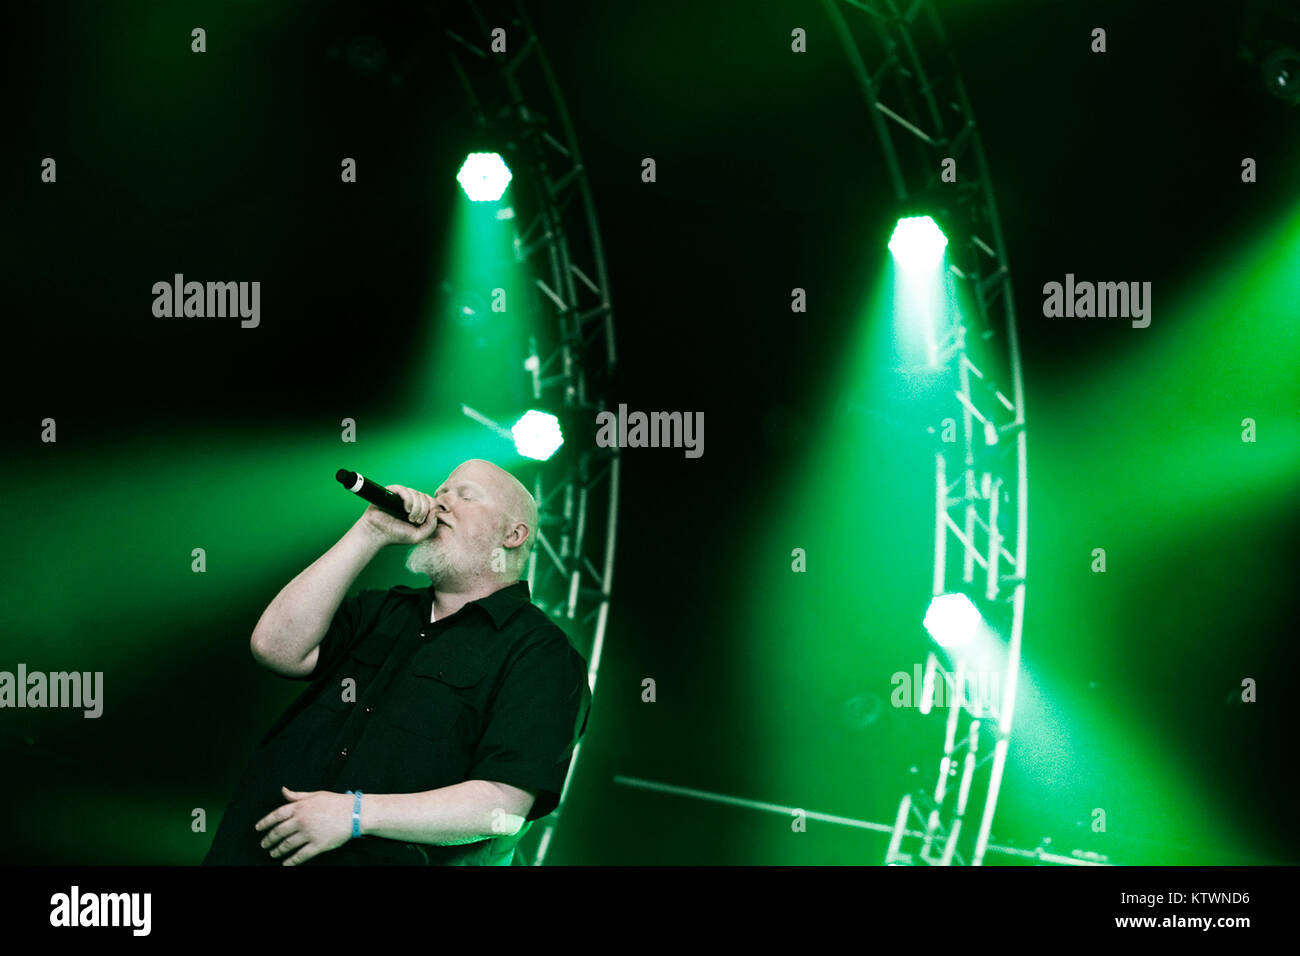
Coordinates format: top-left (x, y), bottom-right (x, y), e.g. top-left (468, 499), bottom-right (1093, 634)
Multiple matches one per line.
top-left (405, 534), bottom-right (478, 587)
top-left (403, 528), bottom-right (499, 587)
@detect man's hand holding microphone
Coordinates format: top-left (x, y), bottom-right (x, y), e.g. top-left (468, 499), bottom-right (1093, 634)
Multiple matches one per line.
top-left (357, 484), bottom-right (439, 547)
top-left (335, 469), bottom-right (441, 547)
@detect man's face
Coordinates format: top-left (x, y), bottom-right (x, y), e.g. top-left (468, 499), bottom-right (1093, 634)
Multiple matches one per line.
top-left (404, 463), bottom-right (509, 586)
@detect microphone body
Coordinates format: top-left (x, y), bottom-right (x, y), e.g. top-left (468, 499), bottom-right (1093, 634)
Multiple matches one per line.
top-left (335, 469), bottom-right (422, 525)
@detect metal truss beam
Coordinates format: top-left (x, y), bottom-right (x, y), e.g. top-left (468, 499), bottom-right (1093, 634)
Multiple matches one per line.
top-left (445, 0), bottom-right (620, 866)
top-left (824, 0), bottom-right (1029, 867)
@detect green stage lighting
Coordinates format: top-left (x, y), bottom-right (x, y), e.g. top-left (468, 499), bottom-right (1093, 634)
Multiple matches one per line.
top-left (512, 410), bottom-right (563, 460)
top-left (457, 152), bottom-right (513, 201)
top-left (923, 592), bottom-right (981, 648)
top-left (889, 216), bottom-right (948, 272)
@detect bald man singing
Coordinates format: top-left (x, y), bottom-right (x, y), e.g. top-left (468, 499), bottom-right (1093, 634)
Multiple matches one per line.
top-left (202, 459), bottom-right (591, 866)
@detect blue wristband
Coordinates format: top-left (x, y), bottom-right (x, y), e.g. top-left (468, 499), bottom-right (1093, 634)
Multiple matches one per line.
top-left (346, 790), bottom-right (365, 839)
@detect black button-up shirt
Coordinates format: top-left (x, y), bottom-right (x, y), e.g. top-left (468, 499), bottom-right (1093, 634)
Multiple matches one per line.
top-left (202, 580), bottom-right (591, 866)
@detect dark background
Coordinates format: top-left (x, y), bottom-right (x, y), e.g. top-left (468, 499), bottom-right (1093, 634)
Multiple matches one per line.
top-left (3, 0), bottom-right (1298, 865)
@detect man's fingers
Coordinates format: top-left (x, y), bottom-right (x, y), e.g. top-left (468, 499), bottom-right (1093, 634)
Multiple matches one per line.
top-left (389, 486), bottom-right (415, 519)
top-left (379, 485), bottom-right (435, 526)
top-left (283, 843), bottom-right (317, 866)
top-left (404, 490), bottom-right (433, 526)
top-left (260, 818), bottom-right (297, 849)
top-left (402, 487), bottom-right (426, 524)
top-left (270, 832), bottom-right (310, 860)
top-left (253, 808), bottom-right (285, 834)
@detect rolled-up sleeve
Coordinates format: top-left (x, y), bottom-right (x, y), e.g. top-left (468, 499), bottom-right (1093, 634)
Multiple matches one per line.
top-left (298, 588), bottom-right (391, 682)
top-left (466, 629), bottom-right (592, 821)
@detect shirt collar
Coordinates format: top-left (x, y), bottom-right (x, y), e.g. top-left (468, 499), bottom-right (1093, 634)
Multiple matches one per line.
top-left (400, 580), bottom-right (533, 630)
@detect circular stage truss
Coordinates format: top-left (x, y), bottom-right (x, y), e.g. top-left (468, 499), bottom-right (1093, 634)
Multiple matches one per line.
top-left (824, 0), bottom-right (1029, 866)
top-left (441, 0), bottom-right (619, 865)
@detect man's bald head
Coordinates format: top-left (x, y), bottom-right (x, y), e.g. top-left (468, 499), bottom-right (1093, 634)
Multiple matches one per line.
top-left (448, 459), bottom-right (536, 529)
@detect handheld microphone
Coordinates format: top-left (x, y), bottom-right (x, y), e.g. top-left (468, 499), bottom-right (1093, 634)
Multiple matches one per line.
top-left (335, 469), bottom-right (423, 525)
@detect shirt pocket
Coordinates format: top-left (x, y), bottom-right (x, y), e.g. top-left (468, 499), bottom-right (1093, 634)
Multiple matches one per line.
top-left (382, 642), bottom-right (489, 741)
top-left (312, 634), bottom-right (391, 714)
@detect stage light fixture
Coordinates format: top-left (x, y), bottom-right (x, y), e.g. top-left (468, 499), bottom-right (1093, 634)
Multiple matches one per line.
top-left (457, 152), bottom-right (513, 201)
top-left (889, 216), bottom-right (948, 272)
top-left (512, 410), bottom-right (564, 461)
top-left (923, 592), bottom-right (981, 648)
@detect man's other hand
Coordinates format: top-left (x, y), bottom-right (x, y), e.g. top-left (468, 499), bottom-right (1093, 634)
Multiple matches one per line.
top-left (255, 786), bottom-right (354, 866)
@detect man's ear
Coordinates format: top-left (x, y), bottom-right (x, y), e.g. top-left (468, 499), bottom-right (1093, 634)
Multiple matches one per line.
top-left (504, 521), bottom-right (529, 548)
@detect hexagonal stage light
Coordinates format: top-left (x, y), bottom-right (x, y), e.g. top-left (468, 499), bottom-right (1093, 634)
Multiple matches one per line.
top-left (512, 410), bottom-right (564, 461)
top-left (457, 152), bottom-right (513, 202)
top-left (889, 215), bottom-right (948, 272)
top-left (922, 592), bottom-right (981, 648)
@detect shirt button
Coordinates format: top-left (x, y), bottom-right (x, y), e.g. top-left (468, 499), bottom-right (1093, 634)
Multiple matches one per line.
top-left (340, 748), bottom-right (349, 757)
top-left (364, 706), bottom-right (372, 713)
